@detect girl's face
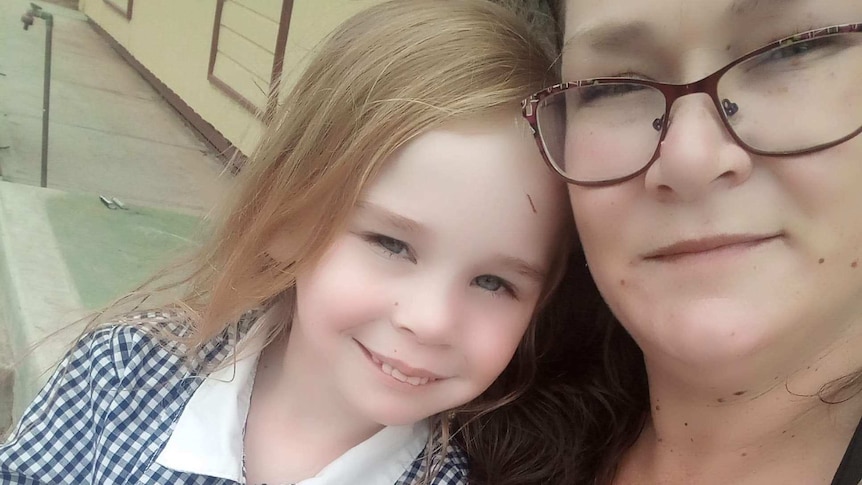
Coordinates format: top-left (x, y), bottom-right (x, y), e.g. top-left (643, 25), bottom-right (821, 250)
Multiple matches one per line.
top-left (561, 0), bottom-right (862, 370)
top-left (286, 115), bottom-right (567, 426)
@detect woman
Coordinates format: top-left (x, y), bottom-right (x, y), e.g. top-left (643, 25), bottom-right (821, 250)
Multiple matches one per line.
top-left (520, 0), bottom-right (862, 483)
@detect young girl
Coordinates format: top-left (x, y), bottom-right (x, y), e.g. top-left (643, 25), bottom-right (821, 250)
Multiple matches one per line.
top-left (0, 0), bottom-right (571, 483)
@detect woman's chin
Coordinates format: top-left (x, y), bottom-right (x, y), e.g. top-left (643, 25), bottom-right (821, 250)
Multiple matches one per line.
top-left (624, 299), bottom-right (784, 371)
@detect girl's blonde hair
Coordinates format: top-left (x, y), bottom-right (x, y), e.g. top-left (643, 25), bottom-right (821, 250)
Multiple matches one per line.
top-left (79, 0), bottom-right (570, 481)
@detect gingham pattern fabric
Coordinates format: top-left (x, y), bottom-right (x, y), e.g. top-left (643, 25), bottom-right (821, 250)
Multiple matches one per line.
top-left (0, 312), bottom-right (468, 484)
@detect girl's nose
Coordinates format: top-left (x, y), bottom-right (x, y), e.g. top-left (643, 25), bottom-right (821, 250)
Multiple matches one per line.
top-left (391, 279), bottom-right (460, 345)
top-left (644, 93), bottom-right (753, 201)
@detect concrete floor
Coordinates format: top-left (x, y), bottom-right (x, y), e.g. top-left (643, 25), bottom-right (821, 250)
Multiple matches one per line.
top-left (0, 0), bottom-right (230, 212)
top-left (0, 0), bottom-right (236, 435)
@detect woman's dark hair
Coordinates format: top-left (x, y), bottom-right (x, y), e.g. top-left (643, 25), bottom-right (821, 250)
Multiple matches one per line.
top-left (454, 248), bottom-right (649, 484)
top-left (490, 0), bottom-right (562, 60)
top-left (450, 9), bottom-right (648, 483)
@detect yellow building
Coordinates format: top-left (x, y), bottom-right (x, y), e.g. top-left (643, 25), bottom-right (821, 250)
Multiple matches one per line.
top-left (78, 0), bottom-right (385, 158)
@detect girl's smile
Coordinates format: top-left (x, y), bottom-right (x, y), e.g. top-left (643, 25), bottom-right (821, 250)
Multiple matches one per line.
top-left (356, 339), bottom-right (443, 387)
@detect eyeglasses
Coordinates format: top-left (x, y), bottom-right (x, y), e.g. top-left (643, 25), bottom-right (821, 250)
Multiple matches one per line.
top-left (522, 23), bottom-right (862, 187)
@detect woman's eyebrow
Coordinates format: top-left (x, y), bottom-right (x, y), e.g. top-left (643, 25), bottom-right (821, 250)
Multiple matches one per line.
top-left (563, 20), bottom-right (655, 54)
top-left (727, 0), bottom-right (801, 17)
top-left (564, 0), bottom-right (803, 54)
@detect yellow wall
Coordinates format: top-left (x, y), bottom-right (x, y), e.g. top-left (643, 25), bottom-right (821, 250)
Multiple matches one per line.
top-left (212, 0), bottom-right (284, 110)
top-left (80, 0), bottom-right (384, 155)
top-left (279, 0), bottom-right (382, 94)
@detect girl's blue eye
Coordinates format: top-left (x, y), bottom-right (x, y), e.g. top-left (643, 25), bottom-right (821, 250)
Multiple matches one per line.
top-left (473, 274), bottom-right (515, 297)
top-left (364, 234), bottom-right (414, 261)
top-left (375, 235), bottom-right (407, 255)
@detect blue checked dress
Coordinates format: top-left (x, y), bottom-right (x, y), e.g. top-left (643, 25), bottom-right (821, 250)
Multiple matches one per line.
top-left (0, 312), bottom-right (468, 484)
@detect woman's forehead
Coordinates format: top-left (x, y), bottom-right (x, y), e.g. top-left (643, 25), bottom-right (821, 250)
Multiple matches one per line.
top-left (562, 0), bottom-right (835, 45)
top-left (561, 0), bottom-right (853, 73)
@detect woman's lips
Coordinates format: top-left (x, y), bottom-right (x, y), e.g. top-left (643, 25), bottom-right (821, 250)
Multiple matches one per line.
top-left (643, 233), bottom-right (783, 261)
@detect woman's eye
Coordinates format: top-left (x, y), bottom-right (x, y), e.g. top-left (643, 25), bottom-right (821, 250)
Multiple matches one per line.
top-left (473, 274), bottom-right (515, 297)
top-left (579, 82), bottom-right (649, 103)
top-left (767, 42), bottom-right (810, 61)
top-left (763, 36), bottom-right (835, 63)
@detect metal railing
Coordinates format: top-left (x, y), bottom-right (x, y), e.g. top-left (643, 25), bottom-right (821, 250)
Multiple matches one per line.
top-left (21, 3), bottom-right (53, 188)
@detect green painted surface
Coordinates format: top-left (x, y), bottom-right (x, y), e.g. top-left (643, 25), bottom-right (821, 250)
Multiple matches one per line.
top-left (44, 194), bottom-right (202, 309)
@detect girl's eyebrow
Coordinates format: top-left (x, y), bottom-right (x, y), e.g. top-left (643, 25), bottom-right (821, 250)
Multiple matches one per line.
top-left (355, 201), bottom-right (424, 233)
top-left (493, 254), bottom-right (547, 284)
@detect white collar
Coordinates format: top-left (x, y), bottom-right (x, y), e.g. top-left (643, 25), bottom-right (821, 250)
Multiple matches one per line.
top-left (154, 341), bottom-right (430, 484)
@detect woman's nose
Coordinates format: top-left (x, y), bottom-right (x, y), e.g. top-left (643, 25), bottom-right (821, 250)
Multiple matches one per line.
top-left (644, 93), bottom-right (753, 201)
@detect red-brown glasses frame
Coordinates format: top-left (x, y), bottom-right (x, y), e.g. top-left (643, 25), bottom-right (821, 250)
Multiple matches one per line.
top-left (522, 23), bottom-right (862, 187)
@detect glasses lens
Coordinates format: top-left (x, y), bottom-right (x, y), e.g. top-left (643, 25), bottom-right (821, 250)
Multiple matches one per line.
top-left (718, 31), bottom-right (862, 153)
top-left (536, 82), bottom-right (666, 184)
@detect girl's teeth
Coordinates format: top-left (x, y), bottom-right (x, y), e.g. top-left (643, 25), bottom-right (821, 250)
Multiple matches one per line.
top-left (377, 360), bottom-right (433, 386)
top-left (391, 367), bottom-right (409, 382)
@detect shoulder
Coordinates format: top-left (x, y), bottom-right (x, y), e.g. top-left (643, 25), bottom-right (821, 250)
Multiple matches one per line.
top-left (432, 443), bottom-right (469, 484)
top-left (73, 310), bottom-right (193, 385)
top-left (0, 312), bottom-right (195, 481)
top-left (69, 308), bottom-right (260, 384)
top-left (399, 441), bottom-right (469, 485)
top-left (0, 310), bottom-right (252, 483)
top-left (13, 310), bottom-right (200, 403)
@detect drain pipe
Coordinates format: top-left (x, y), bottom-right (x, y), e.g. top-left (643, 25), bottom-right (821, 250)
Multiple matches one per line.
top-left (21, 3), bottom-right (53, 188)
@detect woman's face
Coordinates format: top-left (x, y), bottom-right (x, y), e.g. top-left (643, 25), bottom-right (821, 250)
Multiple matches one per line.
top-left (561, 0), bottom-right (862, 369)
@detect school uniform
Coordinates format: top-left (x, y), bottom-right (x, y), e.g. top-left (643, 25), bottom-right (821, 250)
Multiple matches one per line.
top-left (0, 311), bottom-right (468, 484)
